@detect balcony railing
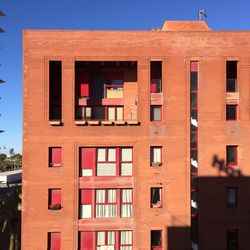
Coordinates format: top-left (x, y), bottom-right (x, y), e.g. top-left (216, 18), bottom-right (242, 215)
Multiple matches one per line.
top-left (226, 79), bottom-right (237, 92)
top-left (105, 84), bottom-right (123, 98)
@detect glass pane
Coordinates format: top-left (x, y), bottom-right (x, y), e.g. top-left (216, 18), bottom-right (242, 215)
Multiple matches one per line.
top-left (108, 107), bottom-right (115, 121)
top-left (191, 93), bottom-right (197, 108)
top-left (151, 106), bottom-right (161, 121)
top-left (96, 190), bottom-right (105, 203)
top-left (108, 148), bottom-right (116, 161)
top-left (97, 231), bottom-right (105, 245)
top-left (120, 231), bottom-right (132, 244)
top-left (121, 148), bottom-right (132, 161)
top-left (226, 105), bottom-right (237, 120)
top-left (107, 231), bottom-right (115, 245)
top-left (153, 148), bottom-right (161, 163)
top-left (190, 72), bottom-right (198, 91)
top-left (108, 189), bottom-right (116, 203)
top-left (93, 106), bottom-right (105, 120)
top-left (122, 189), bottom-right (132, 202)
top-left (97, 163), bottom-right (116, 176)
top-left (121, 163), bottom-right (132, 176)
top-left (117, 107), bottom-right (123, 120)
top-left (97, 148), bottom-right (106, 161)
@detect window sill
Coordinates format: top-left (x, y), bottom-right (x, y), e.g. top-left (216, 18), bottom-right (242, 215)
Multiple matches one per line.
top-left (74, 120), bottom-right (140, 126)
top-left (151, 162), bottom-right (162, 167)
top-left (151, 204), bottom-right (163, 208)
top-left (49, 120), bottom-right (62, 126)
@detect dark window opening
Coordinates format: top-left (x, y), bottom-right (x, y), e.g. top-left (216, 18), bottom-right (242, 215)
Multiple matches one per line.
top-left (227, 187), bottom-right (237, 207)
top-left (150, 61), bottom-right (162, 93)
top-left (227, 229), bottom-right (238, 250)
top-left (49, 61), bottom-right (62, 120)
top-left (226, 61), bottom-right (238, 92)
top-left (151, 230), bottom-right (162, 250)
top-left (226, 105), bottom-right (237, 120)
top-left (191, 132), bottom-right (197, 149)
top-left (226, 146), bottom-right (238, 166)
top-left (151, 188), bottom-right (162, 208)
top-left (150, 106), bottom-right (161, 121)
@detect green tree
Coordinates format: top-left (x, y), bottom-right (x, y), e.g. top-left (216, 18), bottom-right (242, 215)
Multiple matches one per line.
top-left (0, 185), bottom-right (21, 250)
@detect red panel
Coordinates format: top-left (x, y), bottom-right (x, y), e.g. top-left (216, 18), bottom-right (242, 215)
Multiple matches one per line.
top-left (106, 71), bottom-right (123, 80)
top-left (51, 148), bottom-right (61, 166)
top-left (191, 61), bottom-right (198, 72)
top-left (151, 83), bottom-right (157, 93)
top-left (80, 83), bottom-right (89, 97)
top-left (50, 232), bottom-right (61, 250)
top-left (81, 189), bottom-right (92, 204)
top-left (81, 148), bottom-right (96, 170)
top-left (80, 231), bottom-right (93, 250)
top-left (51, 189), bottom-right (61, 206)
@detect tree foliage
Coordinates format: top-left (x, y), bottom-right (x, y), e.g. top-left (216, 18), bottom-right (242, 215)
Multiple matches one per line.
top-left (0, 154), bottom-right (22, 172)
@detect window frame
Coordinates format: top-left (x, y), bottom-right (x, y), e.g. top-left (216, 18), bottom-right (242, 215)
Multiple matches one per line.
top-left (226, 228), bottom-right (238, 250)
top-left (150, 105), bottom-right (162, 121)
top-left (48, 189), bottom-right (62, 210)
top-left (150, 146), bottom-right (162, 166)
top-left (226, 104), bottom-right (238, 121)
top-left (151, 230), bottom-right (162, 250)
top-left (226, 146), bottom-right (238, 167)
top-left (150, 187), bottom-right (163, 208)
top-left (226, 187), bottom-right (238, 207)
top-left (49, 147), bottom-right (62, 168)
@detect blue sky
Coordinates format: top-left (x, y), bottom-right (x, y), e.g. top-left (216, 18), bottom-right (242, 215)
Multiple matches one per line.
top-left (1, 0), bottom-right (250, 154)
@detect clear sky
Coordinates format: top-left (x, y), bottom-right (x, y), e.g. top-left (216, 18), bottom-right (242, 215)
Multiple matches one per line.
top-left (1, 0), bottom-right (250, 155)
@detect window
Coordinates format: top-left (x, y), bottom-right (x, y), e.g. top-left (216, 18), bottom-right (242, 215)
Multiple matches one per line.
top-left (151, 230), bottom-right (162, 250)
top-left (80, 188), bottom-right (133, 219)
top-left (226, 105), bottom-right (237, 121)
top-left (49, 147), bottom-right (61, 167)
top-left (120, 231), bottom-right (133, 250)
top-left (150, 106), bottom-right (161, 121)
top-left (226, 61), bottom-right (238, 92)
top-left (49, 61), bottom-right (62, 120)
top-left (48, 189), bottom-right (62, 210)
top-left (80, 189), bottom-right (92, 218)
top-left (150, 61), bottom-right (162, 93)
top-left (121, 189), bottom-right (133, 217)
top-left (227, 187), bottom-right (237, 207)
top-left (97, 231), bottom-right (115, 249)
top-left (48, 232), bottom-right (61, 250)
top-left (151, 188), bottom-right (162, 208)
top-left (227, 229), bottom-right (238, 250)
top-left (108, 106), bottom-right (123, 121)
top-left (150, 147), bottom-right (162, 166)
top-left (97, 148), bottom-right (117, 176)
top-left (95, 189), bottom-right (117, 218)
top-left (226, 146), bottom-right (238, 166)
top-left (80, 147), bottom-right (133, 177)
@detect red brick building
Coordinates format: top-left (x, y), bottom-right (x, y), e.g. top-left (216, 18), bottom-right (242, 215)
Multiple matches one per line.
top-left (22, 21), bottom-right (250, 250)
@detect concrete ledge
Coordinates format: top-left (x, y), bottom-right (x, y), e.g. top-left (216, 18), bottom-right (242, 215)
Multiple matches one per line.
top-left (101, 121), bottom-right (113, 125)
top-left (49, 120), bottom-right (62, 126)
top-left (127, 120), bottom-right (140, 125)
top-left (88, 121), bottom-right (100, 126)
top-left (114, 121), bottom-right (126, 125)
top-left (75, 121), bottom-right (87, 126)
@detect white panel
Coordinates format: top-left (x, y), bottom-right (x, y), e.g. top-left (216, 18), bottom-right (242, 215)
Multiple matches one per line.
top-left (85, 107), bottom-right (92, 119)
top-left (108, 107), bottom-right (115, 121)
top-left (108, 148), bottom-right (116, 161)
top-left (121, 163), bottom-right (132, 176)
top-left (121, 148), bottom-right (132, 161)
top-left (97, 148), bottom-right (106, 161)
top-left (153, 148), bottom-right (161, 163)
top-left (80, 204), bottom-right (92, 218)
top-left (97, 163), bottom-right (116, 176)
top-left (81, 169), bottom-right (93, 176)
top-left (116, 107), bottom-right (123, 120)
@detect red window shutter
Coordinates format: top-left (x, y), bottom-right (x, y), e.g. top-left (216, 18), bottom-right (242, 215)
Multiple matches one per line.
top-left (151, 83), bottom-right (157, 93)
top-left (106, 71), bottom-right (124, 80)
top-left (80, 83), bottom-right (89, 97)
top-left (191, 61), bottom-right (198, 72)
top-left (51, 148), bottom-right (61, 166)
top-left (81, 148), bottom-right (96, 170)
top-left (81, 189), bottom-right (92, 204)
top-left (51, 189), bottom-right (61, 206)
top-left (50, 232), bottom-right (61, 250)
top-left (80, 231), bottom-right (93, 250)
